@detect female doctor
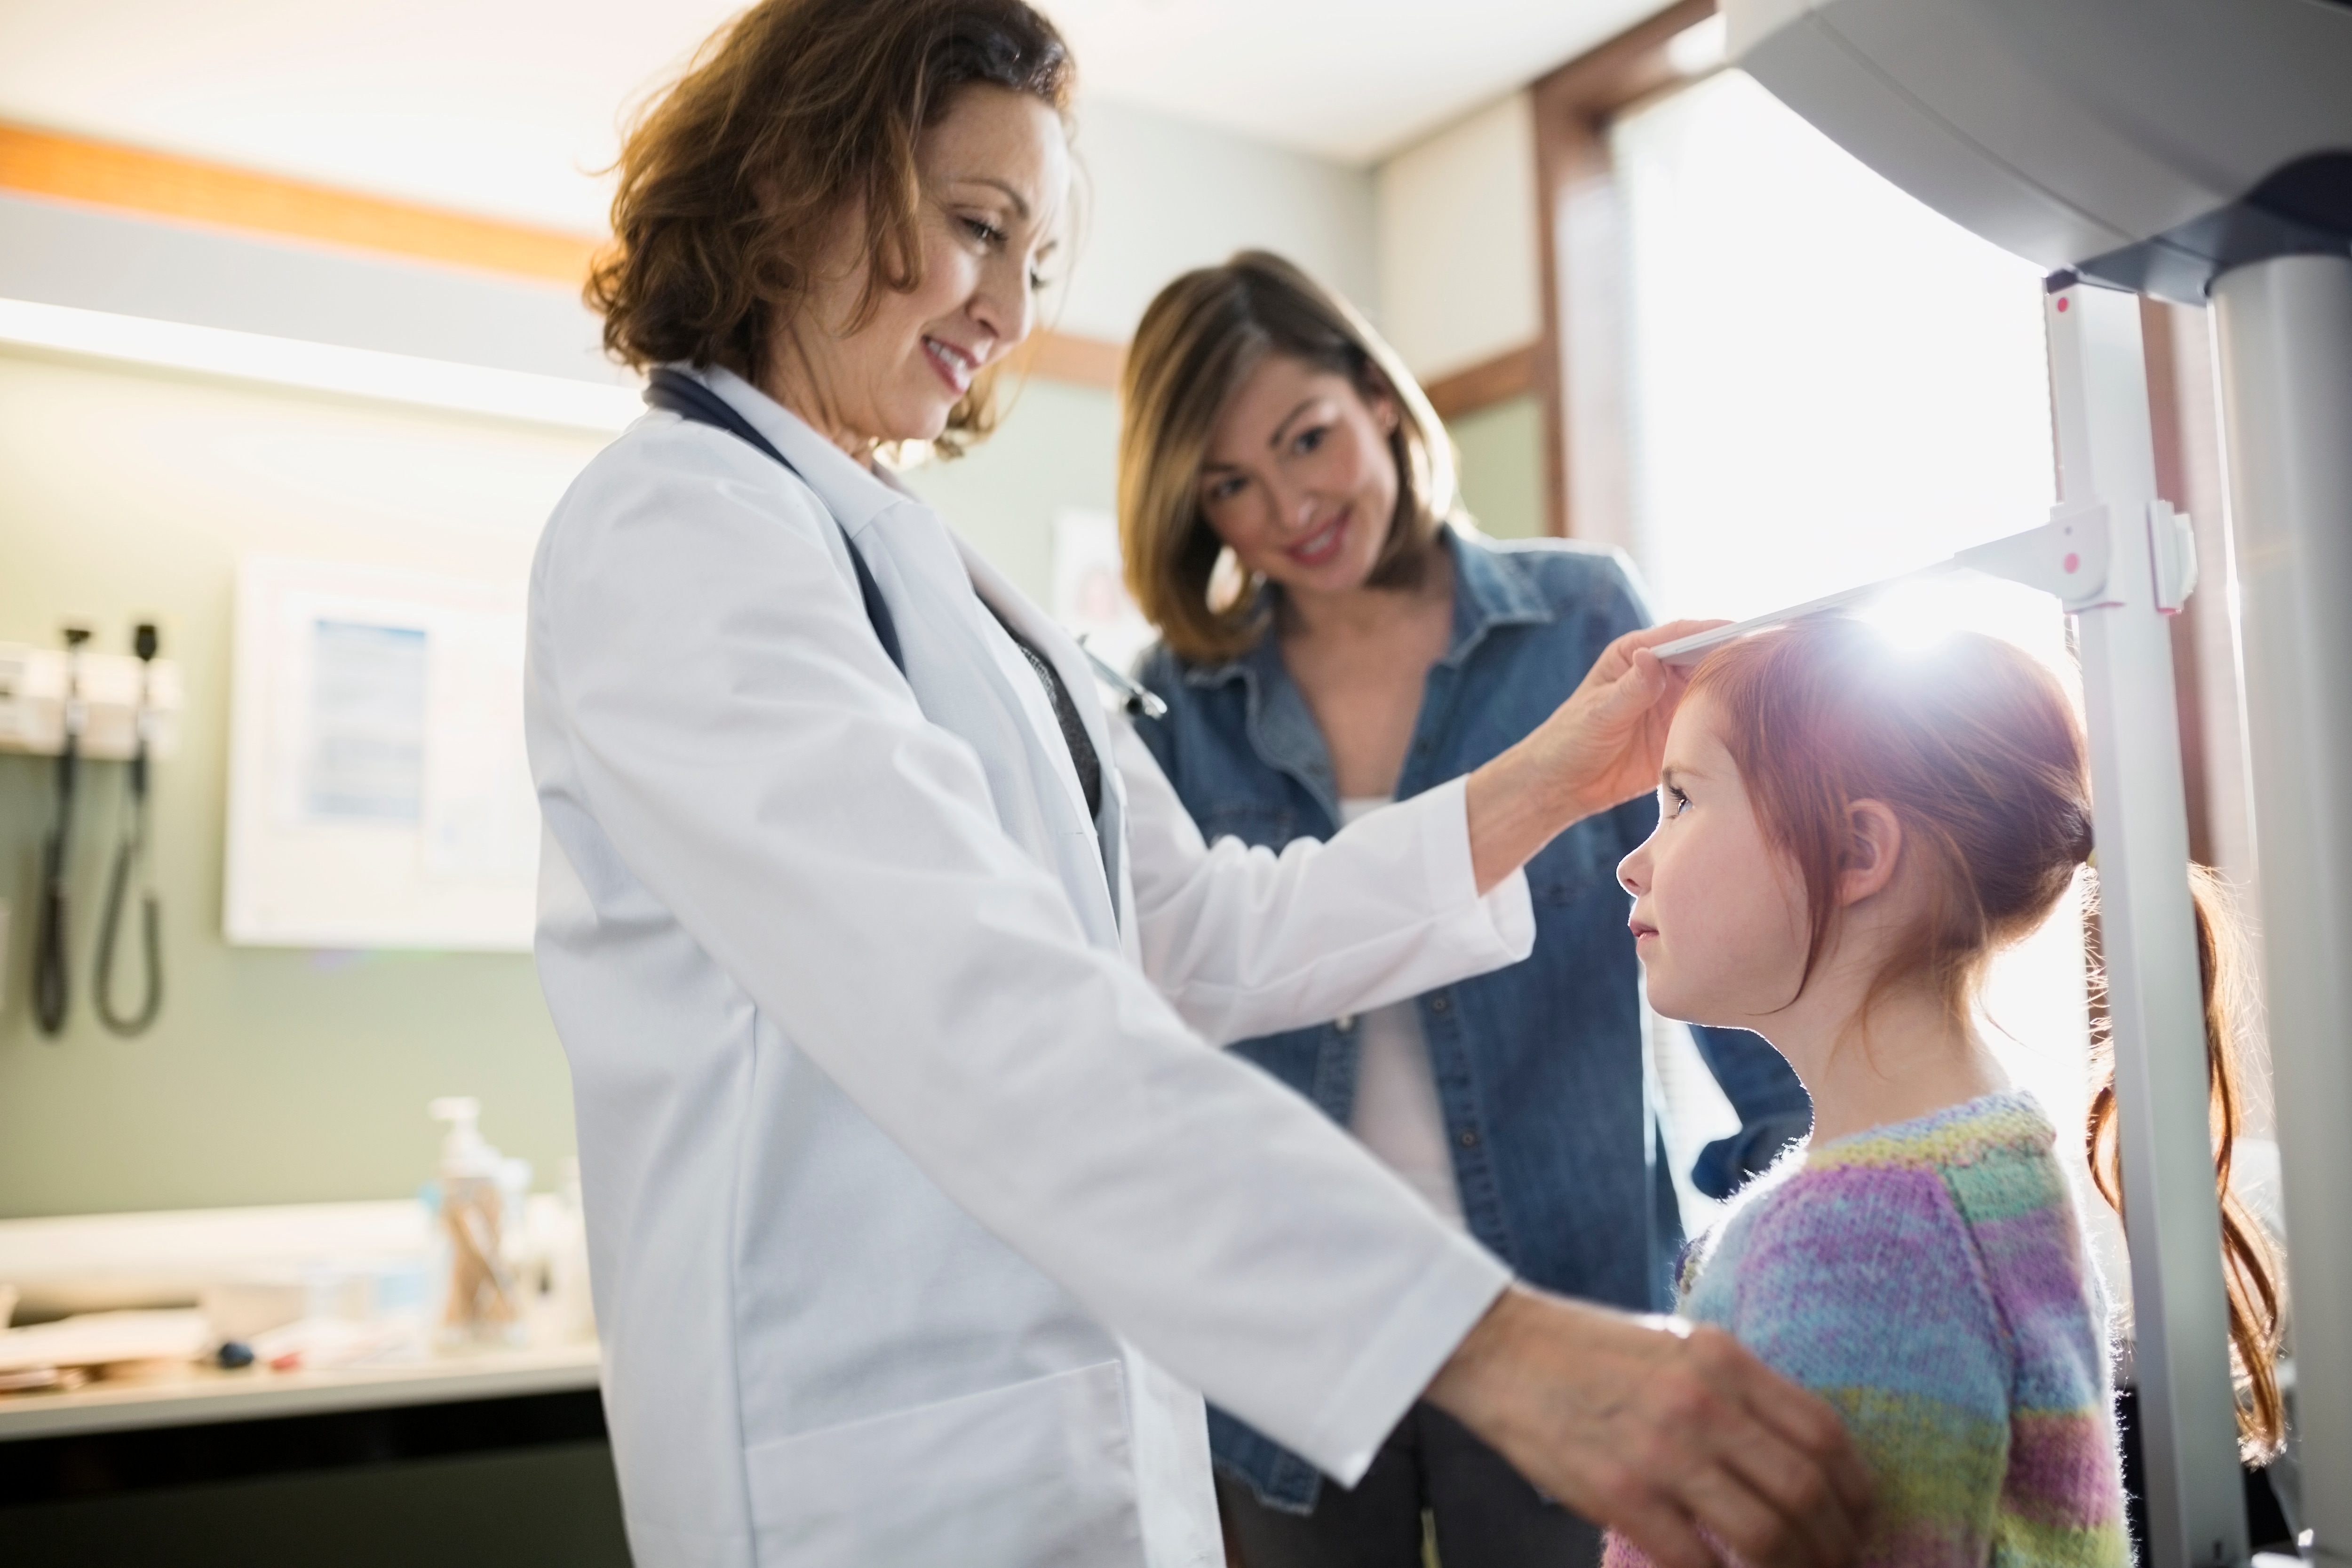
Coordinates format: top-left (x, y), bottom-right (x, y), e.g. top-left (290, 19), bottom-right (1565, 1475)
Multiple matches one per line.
top-left (530, 1), bottom-right (1868, 1565)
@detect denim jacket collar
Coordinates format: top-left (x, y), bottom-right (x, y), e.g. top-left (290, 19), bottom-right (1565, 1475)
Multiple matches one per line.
top-left (1178, 529), bottom-right (1555, 820)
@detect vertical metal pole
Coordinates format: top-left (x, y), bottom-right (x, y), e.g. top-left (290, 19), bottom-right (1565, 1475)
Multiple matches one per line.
top-left (2049, 279), bottom-right (2250, 1568)
top-left (2212, 252), bottom-right (2352, 1568)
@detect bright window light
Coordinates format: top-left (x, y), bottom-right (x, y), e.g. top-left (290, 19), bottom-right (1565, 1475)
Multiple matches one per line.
top-left (0, 297), bottom-right (644, 434)
top-left (1611, 72), bottom-right (2092, 1226)
top-left (1664, 14), bottom-right (1728, 77)
top-left (1612, 70), bottom-right (2057, 640)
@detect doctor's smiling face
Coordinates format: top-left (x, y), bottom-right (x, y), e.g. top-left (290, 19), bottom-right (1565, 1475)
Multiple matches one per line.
top-left (1617, 693), bottom-right (1813, 1030)
top-left (1196, 355), bottom-right (1405, 603)
top-left (769, 83), bottom-right (1068, 455)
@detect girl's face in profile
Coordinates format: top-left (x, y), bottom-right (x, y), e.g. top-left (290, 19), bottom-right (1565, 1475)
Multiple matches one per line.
top-left (1194, 354), bottom-right (1403, 601)
top-left (1617, 695), bottom-right (1812, 1029)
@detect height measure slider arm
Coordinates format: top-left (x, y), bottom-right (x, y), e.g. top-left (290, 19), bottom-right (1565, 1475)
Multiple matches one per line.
top-left (1650, 487), bottom-right (2193, 670)
top-left (1953, 494), bottom-right (2194, 613)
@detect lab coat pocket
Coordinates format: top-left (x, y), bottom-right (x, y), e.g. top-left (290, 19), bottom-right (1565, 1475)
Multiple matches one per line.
top-left (743, 1357), bottom-right (1144, 1568)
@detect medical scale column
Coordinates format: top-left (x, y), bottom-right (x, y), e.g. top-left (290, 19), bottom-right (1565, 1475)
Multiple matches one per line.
top-left (2212, 252), bottom-right (2352, 1568)
top-left (2050, 279), bottom-right (2249, 1568)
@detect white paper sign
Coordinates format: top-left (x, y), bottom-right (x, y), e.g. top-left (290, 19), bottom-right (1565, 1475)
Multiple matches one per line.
top-left (227, 557), bottom-right (538, 950)
top-left (1049, 509), bottom-right (1156, 675)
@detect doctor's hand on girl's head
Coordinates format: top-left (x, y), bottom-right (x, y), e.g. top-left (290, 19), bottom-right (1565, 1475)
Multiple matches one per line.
top-left (1534, 619), bottom-right (1729, 820)
top-left (1464, 620), bottom-right (1725, 893)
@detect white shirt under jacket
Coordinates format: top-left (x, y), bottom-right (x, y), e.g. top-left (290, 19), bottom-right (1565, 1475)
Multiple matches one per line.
top-left (525, 366), bottom-right (1528, 1568)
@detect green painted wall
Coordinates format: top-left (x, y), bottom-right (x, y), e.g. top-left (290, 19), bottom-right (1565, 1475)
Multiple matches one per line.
top-left (0, 350), bottom-right (1116, 1221)
top-left (1448, 393), bottom-right (1546, 541)
top-left (899, 377), bottom-right (1119, 595)
top-left (0, 350), bottom-right (606, 1218)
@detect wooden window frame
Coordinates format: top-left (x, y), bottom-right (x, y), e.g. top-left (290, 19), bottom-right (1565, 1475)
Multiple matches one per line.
top-left (1530, 0), bottom-right (1717, 544)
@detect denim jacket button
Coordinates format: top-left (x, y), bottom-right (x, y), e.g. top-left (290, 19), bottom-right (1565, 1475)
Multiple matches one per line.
top-left (1457, 1128), bottom-right (1481, 1149)
top-left (1429, 995), bottom-right (1451, 1013)
top-left (1335, 1015), bottom-right (1355, 1032)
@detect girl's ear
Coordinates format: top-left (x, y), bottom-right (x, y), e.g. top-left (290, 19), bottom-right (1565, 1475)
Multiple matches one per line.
top-left (1836, 800), bottom-right (1904, 906)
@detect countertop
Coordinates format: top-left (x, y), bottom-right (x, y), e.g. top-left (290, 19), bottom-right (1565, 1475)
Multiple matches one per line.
top-left (0, 1337), bottom-right (602, 1442)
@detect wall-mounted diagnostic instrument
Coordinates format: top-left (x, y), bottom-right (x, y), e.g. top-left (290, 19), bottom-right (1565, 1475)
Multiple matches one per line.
top-left (95, 622), bottom-right (166, 1036)
top-left (0, 624), bottom-right (184, 1038)
top-left (1719, 5), bottom-right (2352, 1567)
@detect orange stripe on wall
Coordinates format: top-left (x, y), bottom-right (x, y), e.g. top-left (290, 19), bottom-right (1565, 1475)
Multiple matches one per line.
top-left (1021, 328), bottom-right (1125, 390)
top-left (0, 121), bottom-right (601, 285)
top-left (0, 121), bottom-right (1128, 389)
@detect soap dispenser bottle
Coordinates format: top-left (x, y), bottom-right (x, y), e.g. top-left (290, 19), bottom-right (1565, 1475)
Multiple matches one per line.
top-left (427, 1097), bottom-right (523, 1349)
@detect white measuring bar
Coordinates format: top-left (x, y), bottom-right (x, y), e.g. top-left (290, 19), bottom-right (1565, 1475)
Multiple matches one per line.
top-left (1649, 488), bottom-right (2191, 668)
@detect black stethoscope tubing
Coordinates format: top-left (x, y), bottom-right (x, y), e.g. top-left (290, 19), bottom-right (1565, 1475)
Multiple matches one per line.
top-left (95, 685), bottom-right (163, 1035)
top-left (32, 633), bottom-right (86, 1037)
top-left (96, 625), bottom-right (165, 1036)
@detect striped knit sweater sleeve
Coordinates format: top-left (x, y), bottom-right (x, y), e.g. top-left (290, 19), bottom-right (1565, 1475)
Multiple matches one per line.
top-left (1604, 1093), bottom-right (2128, 1568)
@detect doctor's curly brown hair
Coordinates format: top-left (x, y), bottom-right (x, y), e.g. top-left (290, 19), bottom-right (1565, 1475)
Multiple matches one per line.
top-left (586, 0), bottom-right (1072, 449)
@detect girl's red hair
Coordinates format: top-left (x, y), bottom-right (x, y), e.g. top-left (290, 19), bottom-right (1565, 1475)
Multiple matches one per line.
top-left (1688, 615), bottom-right (2284, 1457)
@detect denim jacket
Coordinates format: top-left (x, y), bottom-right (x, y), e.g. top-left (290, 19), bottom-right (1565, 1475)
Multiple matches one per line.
top-left (1133, 528), bottom-right (1812, 1512)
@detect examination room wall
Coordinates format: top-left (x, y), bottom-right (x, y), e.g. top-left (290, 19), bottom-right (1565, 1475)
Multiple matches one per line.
top-left (0, 82), bottom-right (1536, 1221)
top-left (1375, 92), bottom-right (1549, 543)
top-left (0, 348), bottom-right (612, 1217)
top-left (0, 347), bottom-right (1142, 1220)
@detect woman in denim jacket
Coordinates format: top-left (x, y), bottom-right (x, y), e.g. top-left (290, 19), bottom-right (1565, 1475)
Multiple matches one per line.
top-left (1119, 252), bottom-right (1812, 1568)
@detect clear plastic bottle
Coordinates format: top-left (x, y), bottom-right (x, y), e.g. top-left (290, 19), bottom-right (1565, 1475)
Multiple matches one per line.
top-left (546, 1156), bottom-right (597, 1344)
top-left (426, 1097), bottom-right (524, 1350)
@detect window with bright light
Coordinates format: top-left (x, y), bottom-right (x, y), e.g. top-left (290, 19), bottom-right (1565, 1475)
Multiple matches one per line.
top-left (1607, 69), bottom-right (2095, 1231)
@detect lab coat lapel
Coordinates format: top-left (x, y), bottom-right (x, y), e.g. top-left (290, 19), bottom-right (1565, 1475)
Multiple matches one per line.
top-left (693, 367), bottom-right (1122, 955)
top-left (958, 539), bottom-right (1130, 934)
top-left (862, 503), bottom-right (1123, 956)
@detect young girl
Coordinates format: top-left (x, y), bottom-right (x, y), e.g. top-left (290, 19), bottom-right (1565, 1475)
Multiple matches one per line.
top-left (1609, 615), bottom-right (2285, 1568)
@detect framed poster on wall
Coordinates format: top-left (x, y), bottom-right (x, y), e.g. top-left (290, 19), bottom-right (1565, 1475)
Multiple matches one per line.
top-left (224, 556), bottom-right (537, 950)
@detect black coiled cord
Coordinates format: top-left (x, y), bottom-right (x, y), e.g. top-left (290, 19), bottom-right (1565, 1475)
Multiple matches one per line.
top-left (96, 622), bottom-right (164, 1037)
top-left (32, 627), bottom-right (88, 1039)
top-left (95, 746), bottom-right (163, 1036)
top-left (32, 731), bottom-right (76, 1037)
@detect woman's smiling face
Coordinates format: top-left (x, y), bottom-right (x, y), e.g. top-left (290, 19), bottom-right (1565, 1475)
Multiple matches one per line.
top-left (777, 83), bottom-right (1067, 451)
top-left (1617, 693), bottom-right (1813, 1030)
top-left (1194, 354), bottom-right (1403, 600)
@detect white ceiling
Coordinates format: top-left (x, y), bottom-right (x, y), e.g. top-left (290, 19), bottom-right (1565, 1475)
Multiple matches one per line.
top-left (0, 0), bottom-right (1666, 235)
top-left (1047, 0), bottom-right (1665, 160)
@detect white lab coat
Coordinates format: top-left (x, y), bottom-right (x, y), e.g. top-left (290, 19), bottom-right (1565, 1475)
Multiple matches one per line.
top-left (526, 366), bottom-right (1527, 1568)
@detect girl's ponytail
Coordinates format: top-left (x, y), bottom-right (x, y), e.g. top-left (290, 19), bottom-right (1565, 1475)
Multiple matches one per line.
top-left (2086, 866), bottom-right (2287, 1459)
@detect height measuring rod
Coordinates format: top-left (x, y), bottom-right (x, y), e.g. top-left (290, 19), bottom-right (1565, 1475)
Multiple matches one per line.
top-left (2050, 279), bottom-right (2247, 1568)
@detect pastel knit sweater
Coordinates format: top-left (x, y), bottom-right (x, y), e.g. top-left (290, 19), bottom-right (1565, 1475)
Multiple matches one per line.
top-left (1605, 1092), bottom-right (2128, 1568)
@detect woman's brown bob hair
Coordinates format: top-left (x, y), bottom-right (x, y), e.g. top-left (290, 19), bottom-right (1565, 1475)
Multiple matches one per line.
top-left (588, 0), bottom-right (1072, 451)
top-left (1119, 251), bottom-right (1460, 666)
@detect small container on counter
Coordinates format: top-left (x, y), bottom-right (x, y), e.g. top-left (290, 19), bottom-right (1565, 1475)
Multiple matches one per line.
top-left (424, 1098), bottom-right (525, 1350)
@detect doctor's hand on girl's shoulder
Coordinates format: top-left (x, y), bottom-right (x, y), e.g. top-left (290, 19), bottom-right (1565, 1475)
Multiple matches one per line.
top-left (1465, 621), bottom-right (1728, 894)
top-left (1426, 1285), bottom-right (1873, 1568)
